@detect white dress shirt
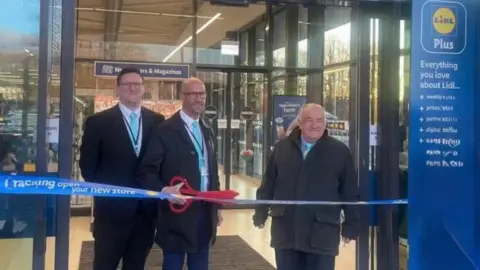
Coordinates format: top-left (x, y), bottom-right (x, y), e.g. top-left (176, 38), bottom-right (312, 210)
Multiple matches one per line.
top-left (119, 103), bottom-right (143, 155)
top-left (180, 109), bottom-right (209, 187)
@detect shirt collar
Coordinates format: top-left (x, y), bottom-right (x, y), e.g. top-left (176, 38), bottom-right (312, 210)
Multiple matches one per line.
top-left (118, 102), bottom-right (141, 117)
top-left (180, 108), bottom-right (199, 127)
top-left (301, 136), bottom-right (314, 149)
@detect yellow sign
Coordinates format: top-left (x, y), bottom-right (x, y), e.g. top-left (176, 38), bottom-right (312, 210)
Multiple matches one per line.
top-left (432, 7), bottom-right (456, 35)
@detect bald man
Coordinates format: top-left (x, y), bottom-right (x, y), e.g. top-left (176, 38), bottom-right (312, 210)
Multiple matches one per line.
top-left (253, 103), bottom-right (359, 270)
top-left (137, 77), bottom-right (222, 270)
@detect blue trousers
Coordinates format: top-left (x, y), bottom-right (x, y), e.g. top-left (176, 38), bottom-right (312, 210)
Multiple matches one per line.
top-left (162, 204), bottom-right (211, 270)
top-left (162, 245), bottom-right (209, 270)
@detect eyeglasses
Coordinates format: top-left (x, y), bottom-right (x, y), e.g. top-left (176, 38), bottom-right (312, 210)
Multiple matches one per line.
top-left (119, 82), bottom-right (143, 89)
top-left (182, 92), bottom-right (206, 98)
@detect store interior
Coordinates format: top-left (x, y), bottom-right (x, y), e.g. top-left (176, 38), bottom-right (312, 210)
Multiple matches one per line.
top-left (0, 0), bottom-right (411, 269)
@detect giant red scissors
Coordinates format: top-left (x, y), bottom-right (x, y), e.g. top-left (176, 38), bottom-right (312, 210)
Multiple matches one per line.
top-left (168, 176), bottom-right (239, 213)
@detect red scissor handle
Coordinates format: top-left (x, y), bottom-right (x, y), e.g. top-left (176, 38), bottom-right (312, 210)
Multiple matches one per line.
top-left (168, 177), bottom-right (194, 213)
top-left (167, 176), bottom-right (240, 214)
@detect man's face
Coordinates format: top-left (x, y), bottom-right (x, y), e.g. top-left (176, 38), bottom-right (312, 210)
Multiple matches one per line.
top-left (181, 81), bottom-right (206, 114)
top-left (299, 106), bottom-right (326, 141)
top-left (117, 72), bottom-right (145, 104)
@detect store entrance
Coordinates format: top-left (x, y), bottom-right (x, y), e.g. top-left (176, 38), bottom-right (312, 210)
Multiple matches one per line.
top-left (197, 67), bottom-right (269, 208)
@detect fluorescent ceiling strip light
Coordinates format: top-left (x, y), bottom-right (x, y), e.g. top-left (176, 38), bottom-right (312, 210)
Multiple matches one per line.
top-left (163, 13), bottom-right (221, 62)
top-left (77, 8), bottom-right (221, 20)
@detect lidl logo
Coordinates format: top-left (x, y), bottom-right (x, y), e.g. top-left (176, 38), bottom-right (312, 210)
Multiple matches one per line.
top-left (432, 7), bottom-right (456, 35)
top-left (421, 1), bottom-right (466, 54)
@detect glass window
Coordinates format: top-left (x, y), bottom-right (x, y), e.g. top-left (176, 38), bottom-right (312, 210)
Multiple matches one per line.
top-left (324, 7), bottom-right (351, 66)
top-left (76, 0), bottom-right (195, 63)
top-left (323, 7), bottom-right (351, 146)
top-left (0, 1), bottom-right (42, 269)
top-left (255, 22), bottom-right (266, 66)
top-left (195, 3), bottom-right (266, 66)
top-left (399, 19), bottom-right (411, 269)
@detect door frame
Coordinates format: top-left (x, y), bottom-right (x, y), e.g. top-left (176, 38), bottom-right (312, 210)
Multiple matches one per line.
top-left (354, 2), bottom-right (411, 270)
top-left (197, 65), bottom-right (269, 209)
top-left (53, 0), bottom-right (77, 268)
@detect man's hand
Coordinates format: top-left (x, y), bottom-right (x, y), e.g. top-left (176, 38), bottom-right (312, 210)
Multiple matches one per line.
top-left (252, 212), bottom-right (267, 229)
top-left (342, 237), bottom-right (353, 246)
top-left (161, 183), bottom-right (186, 205)
top-left (217, 210), bottom-right (223, 226)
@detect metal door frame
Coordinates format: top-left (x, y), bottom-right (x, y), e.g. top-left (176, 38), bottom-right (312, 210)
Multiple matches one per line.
top-left (197, 65), bottom-right (269, 209)
top-left (53, 0), bottom-right (77, 268)
top-left (354, 2), bottom-right (411, 270)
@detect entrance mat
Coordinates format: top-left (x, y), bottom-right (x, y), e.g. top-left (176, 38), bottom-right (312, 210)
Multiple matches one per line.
top-left (78, 235), bottom-right (275, 270)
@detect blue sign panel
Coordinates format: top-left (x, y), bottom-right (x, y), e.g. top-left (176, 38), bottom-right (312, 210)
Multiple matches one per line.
top-left (272, 95), bottom-right (306, 142)
top-left (409, 0), bottom-right (479, 269)
top-left (420, 1), bottom-right (467, 54)
top-left (94, 61), bottom-right (190, 80)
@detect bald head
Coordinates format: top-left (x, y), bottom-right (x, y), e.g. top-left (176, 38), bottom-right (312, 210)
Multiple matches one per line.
top-left (298, 103), bottom-right (326, 142)
top-left (180, 77), bottom-right (206, 118)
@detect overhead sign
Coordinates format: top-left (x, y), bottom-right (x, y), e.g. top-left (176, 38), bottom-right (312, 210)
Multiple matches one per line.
top-left (221, 40), bottom-right (239, 56)
top-left (240, 106), bottom-right (254, 120)
top-left (94, 61), bottom-right (190, 80)
top-left (204, 105), bottom-right (217, 120)
top-left (409, 0), bottom-right (479, 269)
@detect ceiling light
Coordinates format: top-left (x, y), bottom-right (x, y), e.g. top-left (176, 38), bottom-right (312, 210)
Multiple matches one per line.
top-left (162, 13), bottom-right (221, 62)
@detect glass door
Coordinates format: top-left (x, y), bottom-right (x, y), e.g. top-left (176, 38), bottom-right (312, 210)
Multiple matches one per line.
top-left (360, 2), bottom-right (411, 270)
top-left (197, 68), bottom-right (267, 208)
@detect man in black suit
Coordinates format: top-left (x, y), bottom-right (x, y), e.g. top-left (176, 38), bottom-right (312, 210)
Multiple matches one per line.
top-left (79, 67), bottom-right (165, 270)
top-left (137, 77), bottom-right (223, 270)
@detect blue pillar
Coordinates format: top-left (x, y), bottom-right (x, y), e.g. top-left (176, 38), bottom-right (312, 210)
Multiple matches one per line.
top-left (409, 0), bottom-right (480, 269)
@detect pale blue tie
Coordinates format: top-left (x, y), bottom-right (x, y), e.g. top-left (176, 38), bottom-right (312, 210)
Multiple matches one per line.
top-left (129, 112), bottom-right (139, 155)
top-left (192, 121), bottom-right (207, 191)
top-left (303, 142), bottom-right (312, 159)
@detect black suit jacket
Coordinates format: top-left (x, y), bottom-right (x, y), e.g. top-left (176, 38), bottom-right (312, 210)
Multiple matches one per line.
top-left (79, 105), bottom-right (165, 222)
top-left (136, 111), bottom-right (220, 253)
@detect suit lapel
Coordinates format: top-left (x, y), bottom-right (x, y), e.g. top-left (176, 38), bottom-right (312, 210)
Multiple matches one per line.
top-left (139, 108), bottom-right (152, 157)
top-left (200, 121), bottom-right (214, 159)
top-left (171, 112), bottom-right (196, 151)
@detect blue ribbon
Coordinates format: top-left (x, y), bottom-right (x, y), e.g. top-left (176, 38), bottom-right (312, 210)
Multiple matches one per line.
top-left (0, 175), bottom-right (407, 205)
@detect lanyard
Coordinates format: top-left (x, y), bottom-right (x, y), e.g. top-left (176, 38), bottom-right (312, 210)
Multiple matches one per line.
top-left (123, 115), bottom-right (142, 147)
top-left (184, 124), bottom-right (205, 159)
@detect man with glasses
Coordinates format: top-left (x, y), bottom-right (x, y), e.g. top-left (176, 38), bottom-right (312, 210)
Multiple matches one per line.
top-left (137, 77), bottom-right (223, 270)
top-left (80, 67), bottom-right (165, 270)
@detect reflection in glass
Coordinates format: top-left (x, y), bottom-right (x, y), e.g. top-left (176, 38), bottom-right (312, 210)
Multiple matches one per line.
top-left (76, 0), bottom-right (195, 62)
top-left (0, 1), bottom-right (41, 269)
top-left (398, 19), bottom-right (411, 270)
top-left (195, 3), bottom-right (266, 66)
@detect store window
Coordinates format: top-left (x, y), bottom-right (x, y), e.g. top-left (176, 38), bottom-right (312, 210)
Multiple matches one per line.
top-left (195, 2), bottom-right (266, 66)
top-left (398, 19), bottom-right (411, 269)
top-left (323, 7), bottom-right (351, 145)
top-left (76, 0), bottom-right (195, 63)
top-left (0, 1), bottom-right (45, 269)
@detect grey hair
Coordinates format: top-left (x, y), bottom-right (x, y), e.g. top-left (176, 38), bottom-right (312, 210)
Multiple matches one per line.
top-left (285, 103), bottom-right (326, 136)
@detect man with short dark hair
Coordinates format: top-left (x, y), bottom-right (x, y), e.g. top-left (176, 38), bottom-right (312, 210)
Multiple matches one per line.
top-left (80, 67), bottom-right (165, 270)
top-left (253, 103), bottom-right (359, 270)
top-left (137, 77), bottom-right (222, 270)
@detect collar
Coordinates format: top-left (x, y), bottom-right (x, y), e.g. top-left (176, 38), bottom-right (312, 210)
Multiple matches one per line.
top-left (301, 136), bottom-right (314, 148)
top-left (180, 108), bottom-right (199, 127)
top-left (118, 102), bottom-right (141, 117)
